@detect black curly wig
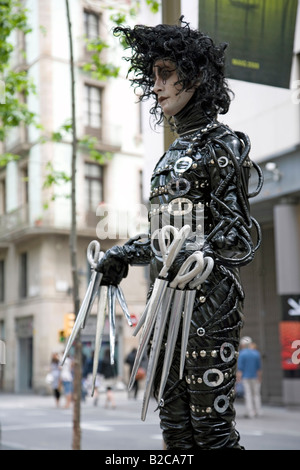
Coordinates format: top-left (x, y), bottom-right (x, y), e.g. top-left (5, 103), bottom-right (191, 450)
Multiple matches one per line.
top-left (114, 17), bottom-right (233, 127)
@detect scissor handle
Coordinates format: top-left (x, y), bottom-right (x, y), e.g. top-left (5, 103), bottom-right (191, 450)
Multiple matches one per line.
top-left (169, 252), bottom-right (205, 290)
top-left (152, 225), bottom-right (191, 278)
top-left (188, 256), bottom-right (214, 289)
top-left (87, 240), bottom-right (101, 268)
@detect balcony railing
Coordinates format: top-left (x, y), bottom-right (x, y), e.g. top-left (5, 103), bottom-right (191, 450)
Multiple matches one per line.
top-left (0, 204), bottom-right (29, 237)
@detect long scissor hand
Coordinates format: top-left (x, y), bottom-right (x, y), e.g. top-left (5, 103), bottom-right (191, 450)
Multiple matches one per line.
top-left (61, 240), bottom-right (103, 365)
top-left (128, 225), bottom-right (191, 391)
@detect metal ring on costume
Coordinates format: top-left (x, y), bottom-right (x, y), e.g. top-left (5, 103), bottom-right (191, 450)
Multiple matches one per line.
top-left (167, 178), bottom-right (191, 196)
top-left (218, 156), bottom-right (229, 168)
top-left (214, 395), bottom-right (230, 414)
top-left (197, 327), bottom-right (205, 337)
top-left (220, 342), bottom-right (236, 363)
top-left (174, 156), bottom-right (193, 174)
top-left (203, 368), bottom-right (224, 387)
top-left (167, 197), bottom-right (193, 216)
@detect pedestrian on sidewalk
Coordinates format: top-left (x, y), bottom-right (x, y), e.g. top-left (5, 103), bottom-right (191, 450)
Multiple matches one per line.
top-left (60, 354), bottom-right (73, 409)
top-left (101, 349), bottom-right (116, 409)
top-left (237, 336), bottom-right (262, 418)
top-left (49, 353), bottom-right (61, 408)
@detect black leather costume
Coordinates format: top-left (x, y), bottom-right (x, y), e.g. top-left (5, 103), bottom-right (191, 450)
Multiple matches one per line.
top-left (96, 16), bottom-right (264, 450)
top-left (148, 120), bottom-right (261, 450)
top-left (97, 116), bottom-right (262, 450)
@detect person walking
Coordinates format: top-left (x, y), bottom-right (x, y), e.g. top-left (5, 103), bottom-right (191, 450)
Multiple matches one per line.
top-left (50, 353), bottom-right (61, 408)
top-left (101, 349), bottom-right (117, 409)
top-left (237, 336), bottom-right (262, 418)
top-left (60, 355), bottom-right (73, 409)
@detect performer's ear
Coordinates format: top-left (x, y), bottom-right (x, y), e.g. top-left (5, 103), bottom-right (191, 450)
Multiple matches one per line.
top-left (194, 75), bottom-right (202, 87)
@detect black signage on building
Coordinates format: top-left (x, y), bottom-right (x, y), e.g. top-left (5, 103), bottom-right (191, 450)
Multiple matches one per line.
top-left (198, 0), bottom-right (298, 88)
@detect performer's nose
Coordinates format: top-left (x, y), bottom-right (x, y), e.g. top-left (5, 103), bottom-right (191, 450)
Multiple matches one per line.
top-left (153, 77), bottom-right (163, 94)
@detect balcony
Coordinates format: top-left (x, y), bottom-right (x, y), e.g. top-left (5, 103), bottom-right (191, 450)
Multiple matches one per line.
top-left (0, 205), bottom-right (29, 238)
top-left (82, 121), bottom-right (122, 153)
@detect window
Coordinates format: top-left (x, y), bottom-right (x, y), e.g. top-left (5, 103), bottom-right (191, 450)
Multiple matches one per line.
top-left (20, 164), bottom-right (29, 205)
top-left (85, 162), bottom-right (103, 212)
top-left (0, 260), bottom-right (4, 302)
top-left (19, 252), bottom-right (27, 298)
top-left (84, 11), bottom-right (100, 40)
top-left (84, 85), bottom-right (102, 129)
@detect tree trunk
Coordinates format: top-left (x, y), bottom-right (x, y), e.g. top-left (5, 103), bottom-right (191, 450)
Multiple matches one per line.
top-left (65, 0), bottom-right (81, 450)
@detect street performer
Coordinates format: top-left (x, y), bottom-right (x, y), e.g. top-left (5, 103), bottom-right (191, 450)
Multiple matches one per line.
top-left (96, 18), bottom-right (263, 450)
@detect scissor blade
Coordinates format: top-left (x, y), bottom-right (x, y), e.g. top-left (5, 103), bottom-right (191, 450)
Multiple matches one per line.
top-left (128, 278), bottom-right (169, 391)
top-left (116, 286), bottom-right (132, 327)
top-left (108, 285), bottom-right (117, 365)
top-left (132, 301), bottom-right (149, 337)
top-left (61, 271), bottom-right (98, 365)
top-left (179, 289), bottom-right (196, 379)
top-left (91, 286), bottom-right (108, 396)
top-left (82, 271), bottom-right (103, 329)
top-left (141, 288), bottom-right (174, 421)
top-left (158, 289), bottom-right (185, 403)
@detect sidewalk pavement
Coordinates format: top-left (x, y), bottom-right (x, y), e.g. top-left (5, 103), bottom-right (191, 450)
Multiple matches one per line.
top-left (0, 390), bottom-right (299, 450)
top-left (234, 398), bottom-right (300, 438)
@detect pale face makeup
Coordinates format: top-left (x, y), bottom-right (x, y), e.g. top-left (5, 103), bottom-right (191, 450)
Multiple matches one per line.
top-left (152, 59), bottom-right (195, 117)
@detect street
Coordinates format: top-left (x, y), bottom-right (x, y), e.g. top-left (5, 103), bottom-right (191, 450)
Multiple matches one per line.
top-left (0, 391), bottom-right (299, 451)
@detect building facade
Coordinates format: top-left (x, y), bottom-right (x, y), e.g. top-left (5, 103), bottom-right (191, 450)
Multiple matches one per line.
top-left (0, 0), bottom-right (148, 393)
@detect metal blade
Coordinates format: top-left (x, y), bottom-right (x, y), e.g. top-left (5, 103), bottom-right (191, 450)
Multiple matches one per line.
top-left (179, 289), bottom-right (196, 379)
top-left (128, 278), bottom-right (169, 391)
top-left (91, 286), bottom-right (108, 396)
top-left (61, 270), bottom-right (98, 365)
top-left (132, 300), bottom-right (149, 337)
top-left (141, 287), bottom-right (174, 421)
top-left (108, 285), bottom-right (117, 365)
top-left (116, 286), bottom-right (132, 327)
top-left (158, 289), bottom-right (186, 403)
top-left (81, 271), bottom-right (103, 329)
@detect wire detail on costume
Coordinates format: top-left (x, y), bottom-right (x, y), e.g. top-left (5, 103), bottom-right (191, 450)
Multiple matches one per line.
top-left (205, 132), bottom-right (263, 266)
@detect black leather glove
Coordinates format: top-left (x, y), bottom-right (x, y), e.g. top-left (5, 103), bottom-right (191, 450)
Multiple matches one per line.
top-left (95, 235), bottom-right (152, 286)
top-left (96, 246), bottom-right (129, 286)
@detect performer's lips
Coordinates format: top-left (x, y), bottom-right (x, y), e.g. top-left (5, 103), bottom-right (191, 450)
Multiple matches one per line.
top-left (159, 96), bottom-right (168, 105)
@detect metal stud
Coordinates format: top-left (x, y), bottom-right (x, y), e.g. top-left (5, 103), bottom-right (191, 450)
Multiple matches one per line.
top-left (197, 327), bottom-right (205, 337)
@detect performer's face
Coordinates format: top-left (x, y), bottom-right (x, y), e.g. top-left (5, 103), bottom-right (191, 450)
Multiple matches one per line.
top-left (152, 59), bottom-right (195, 117)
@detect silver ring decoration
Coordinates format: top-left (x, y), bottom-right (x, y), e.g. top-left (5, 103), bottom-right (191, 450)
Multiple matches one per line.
top-left (214, 395), bottom-right (230, 414)
top-left (197, 327), bottom-right (205, 337)
top-left (203, 368), bottom-right (224, 387)
top-left (167, 178), bottom-right (191, 196)
top-left (220, 342), bottom-right (236, 363)
top-left (174, 156), bottom-right (193, 174)
top-left (218, 156), bottom-right (229, 167)
top-left (167, 197), bottom-right (193, 216)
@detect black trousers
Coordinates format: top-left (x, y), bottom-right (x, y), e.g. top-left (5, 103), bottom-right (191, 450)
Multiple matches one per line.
top-left (153, 267), bottom-right (244, 450)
